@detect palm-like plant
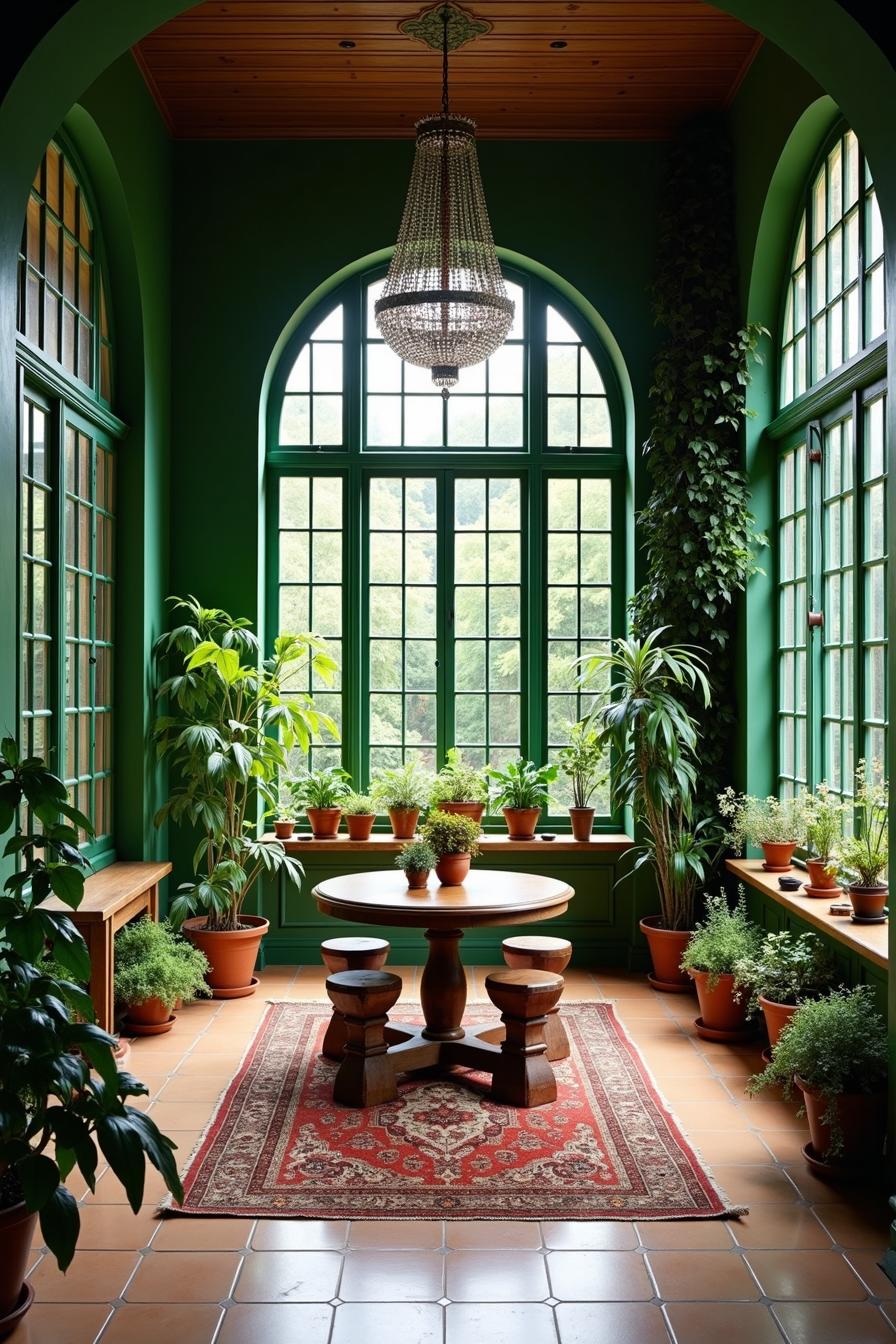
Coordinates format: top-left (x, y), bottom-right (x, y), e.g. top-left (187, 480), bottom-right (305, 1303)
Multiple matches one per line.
top-left (577, 629), bottom-right (722, 931)
top-left (153, 595), bottom-right (338, 931)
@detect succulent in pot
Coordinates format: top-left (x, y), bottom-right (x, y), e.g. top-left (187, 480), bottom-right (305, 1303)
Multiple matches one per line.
top-left (679, 891), bottom-right (762, 1040)
top-left (717, 788), bottom-right (808, 871)
top-left (747, 986), bottom-right (887, 1168)
top-left (833, 761), bottom-right (888, 920)
top-left (419, 811), bottom-right (481, 885)
top-left (289, 765), bottom-right (350, 838)
top-left (556, 720), bottom-right (605, 841)
top-left (486, 758), bottom-right (557, 840)
top-left (803, 783), bottom-right (845, 894)
top-left (114, 919), bottom-right (211, 1035)
top-left (395, 840), bottom-right (437, 891)
top-left (429, 748), bottom-right (489, 825)
top-left (733, 930), bottom-right (835, 1053)
top-left (342, 792), bottom-right (377, 841)
top-left (371, 761), bottom-right (432, 839)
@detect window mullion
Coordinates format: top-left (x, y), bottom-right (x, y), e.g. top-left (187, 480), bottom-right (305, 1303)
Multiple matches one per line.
top-left (438, 471), bottom-right (453, 767)
top-left (807, 421), bottom-right (823, 790)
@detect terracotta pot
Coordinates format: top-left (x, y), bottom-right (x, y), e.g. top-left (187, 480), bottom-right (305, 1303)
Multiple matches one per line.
top-left (805, 858), bottom-right (840, 891)
top-left (848, 883), bottom-right (888, 920)
top-left (502, 806), bottom-right (540, 840)
top-left (124, 996), bottom-right (171, 1027)
top-left (306, 807), bottom-right (341, 839)
top-left (758, 994), bottom-right (798, 1052)
top-left (569, 807), bottom-right (595, 842)
top-left (435, 853), bottom-right (472, 885)
top-left (689, 970), bottom-right (751, 1033)
top-left (435, 801), bottom-right (485, 825)
top-left (795, 1075), bottom-right (886, 1165)
top-left (639, 916), bottom-right (693, 991)
top-left (389, 807), bottom-right (420, 840)
top-left (761, 841), bottom-right (797, 871)
top-left (182, 915), bottom-right (269, 998)
top-left (0, 1200), bottom-right (37, 1324)
top-left (345, 813), bottom-right (375, 841)
top-left (405, 868), bottom-right (430, 891)
top-left (273, 820), bottom-right (295, 839)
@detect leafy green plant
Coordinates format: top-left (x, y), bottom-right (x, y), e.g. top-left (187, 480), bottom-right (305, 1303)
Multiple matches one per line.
top-left (486, 758), bottom-right (557, 811)
top-left (556, 721), bottom-right (605, 809)
top-left (419, 811), bottom-right (481, 859)
top-left (679, 891), bottom-right (761, 988)
top-left (747, 987), bottom-right (887, 1156)
top-left (0, 741), bottom-right (182, 1270)
top-left (733, 930), bottom-right (836, 1015)
top-left (370, 761), bottom-right (432, 813)
top-left (717, 789), bottom-right (807, 850)
top-left (395, 840), bottom-right (437, 873)
top-left (153, 595), bottom-right (332, 931)
top-left (429, 749), bottom-right (488, 806)
top-left (342, 792), bottom-right (375, 817)
top-left (114, 920), bottom-right (211, 1013)
top-left (805, 783), bottom-right (845, 863)
top-left (835, 761), bottom-right (888, 887)
top-left (289, 765), bottom-right (350, 810)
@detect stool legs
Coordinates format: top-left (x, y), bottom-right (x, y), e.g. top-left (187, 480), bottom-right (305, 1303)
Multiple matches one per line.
top-left (490, 1008), bottom-right (557, 1107)
top-left (320, 940), bottom-right (390, 1060)
top-left (501, 938), bottom-right (572, 1063)
top-left (543, 1004), bottom-right (570, 1063)
top-left (326, 971), bottom-right (402, 1108)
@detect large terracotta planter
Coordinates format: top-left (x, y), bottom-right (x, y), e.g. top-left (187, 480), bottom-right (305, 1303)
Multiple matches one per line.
top-left (122, 996), bottom-right (175, 1036)
top-left (435, 853), bottom-right (471, 886)
top-left (405, 868), bottom-right (430, 891)
top-left (273, 819), bottom-right (295, 839)
top-left (761, 841), bottom-right (797, 871)
top-left (182, 915), bottom-right (269, 999)
top-left (435, 801), bottom-right (485, 825)
top-left (306, 807), bottom-right (341, 839)
top-left (502, 806), bottom-right (540, 840)
top-left (569, 807), bottom-right (595, 842)
top-left (795, 1075), bottom-right (886, 1166)
top-left (689, 969), bottom-right (754, 1038)
top-left (389, 807), bottom-right (420, 840)
top-left (0, 1200), bottom-right (37, 1329)
top-left (805, 858), bottom-right (840, 893)
top-left (345, 813), bottom-right (375, 841)
top-left (848, 883), bottom-right (888, 920)
top-left (758, 994), bottom-right (797, 1052)
top-left (639, 916), bottom-right (693, 992)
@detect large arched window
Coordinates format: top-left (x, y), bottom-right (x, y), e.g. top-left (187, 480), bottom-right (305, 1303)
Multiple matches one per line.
top-left (775, 124), bottom-right (887, 807)
top-left (267, 267), bottom-right (624, 824)
top-left (16, 137), bottom-right (121, 856)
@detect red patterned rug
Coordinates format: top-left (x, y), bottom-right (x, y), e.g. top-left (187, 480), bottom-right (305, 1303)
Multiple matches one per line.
top-left (164, 1001), bottom-right (743, 1220)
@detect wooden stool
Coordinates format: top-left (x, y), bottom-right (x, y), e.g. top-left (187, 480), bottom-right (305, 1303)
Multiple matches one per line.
top-left (502, 935), bottom-right (571, 1061)
top-left (485, 969), bottom-right (564, 1107)
top-left (320, 937), bottom-right (390, 1060)
top-left (325, 970), bottom-right (402, 1107)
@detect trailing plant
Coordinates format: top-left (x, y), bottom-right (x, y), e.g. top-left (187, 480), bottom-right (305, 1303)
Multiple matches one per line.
top-left (153, 595), bottom-right (334, 932)
top-left (342, 792), bottom-right (375, 817)
top-left (395, 840), bottom-right (437, 874)
top-left (835, 760), bottom-right (888, 887)
top-left (805, 783), bottom-right (845, 864)
top-left (747, 986), bottom-right (887, 1156)
top-left (370, 761), bottom-right (432, 813)
top-left (114, 920), bottom-right (211, 1013)
top-left (486, 758), bottom-right (557, 811)
top-left (0, 742), bottom-right (182, 1269)
top-left (419, 811), bottom-right (481, 860)
top-left (732, 930), bottom-right (836, 1016)
top-left (556, 720), bottom-right (605, 809)
top-left (288, 765), bottom-right (350, 811)
top-left (717, 789), bottom-right (808, 851)
top-left (680, 891), bottom-right (761, 987)
top-left (429, 749), bottom-right (489, 807)
top-left (628, 115), bottom-right (767, 806)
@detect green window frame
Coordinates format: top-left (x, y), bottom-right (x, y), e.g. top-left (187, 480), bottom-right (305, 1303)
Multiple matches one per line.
top-left (267, 266), bottom-right (625, 827)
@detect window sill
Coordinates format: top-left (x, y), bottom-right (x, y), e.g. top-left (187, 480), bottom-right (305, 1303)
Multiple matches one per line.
top-left (262, 831), bottom-right (632, 856)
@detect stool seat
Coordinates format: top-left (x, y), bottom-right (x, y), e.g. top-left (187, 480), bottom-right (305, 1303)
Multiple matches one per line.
top-left (485, 968), bottom-right (564, 1017)
top-left (321, 936), bottom-right (390, 973)
top-left (325, 968), bottom-right (402, 1016)
top-left (502, 935), bottom-right (572, 974)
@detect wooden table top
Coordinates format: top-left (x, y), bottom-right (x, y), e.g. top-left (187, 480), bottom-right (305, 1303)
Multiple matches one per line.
top-left (314, 869), bottom-right (573, 930)
top-left (43, 860), bottom-right (172, 922)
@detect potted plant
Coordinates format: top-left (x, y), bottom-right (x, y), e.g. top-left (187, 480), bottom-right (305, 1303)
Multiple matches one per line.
top-left (289, 765), bottom-right (350, 839)
top-left (429, 748), bottom-right (489, 825)
top-left (556, 720), bottom-right (605, 841)
top-left (370, 761), bottom-right (432, 839)
top-left (803, 783), bottom-right (844, 894)
top-left (342, 792), bottom-right (377, 841)
top-left (114, 919), bottom-right (211, 1035)
top-left (419, 811), bottom-right (481, 885)
top-left (679, 892), bottom-right (762, 1040)
top-left (486, 758), bottom-right (557, 840)
top-left (748, 986), bottom-right (887, 1170)
top-left (0, 742), bottom-right (183, 1332)
top-left (717, 789), bottom-right (807, 871)
top-left (733, 929), bottom-right (835, 1057)
top-left (578, 630), bottom-right (723, 991)
top-left (834, 761), bottom-right (888, 920)
top-left (272, 785), bottom-right (297, 840)
top-left (395, 839), bottom-right (437, 891)
top-left (154, 596), bottom-right (331, 997)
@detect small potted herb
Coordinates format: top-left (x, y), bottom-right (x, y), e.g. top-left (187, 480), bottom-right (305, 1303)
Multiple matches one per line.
top-left (342, 792), bottom-right (377, 841)
top-left (395, 839), bottom-right (437, 891)
top-left (748, 986), bottom-right (887, 1169)
top-left (834, 761), bottom-right (888, 920)
top-left (486, 758), bottom-right (557, 840)
top-left (804, 783), bottom-right (844, 893)
top-left (429, 748), bottom-right (489, 825)
top-left (114, 920), bottom-right (211, 1035)
top-left (679, 891), bottom-right (761, 1040)
top-left (419, 811), bottom-right (481, 885)
top-left (371, 761), bottom-right (432, 839)
top-left (733, 930), bottom-right (835, 1054)
top-left (717, 789), bottom-right (807, 871)
top-left (556, 720), bottom-right (605, 841)
top-left (272, 786), bottom-right (297, 840)
top-left (289, 765), bottom-right (350, 838)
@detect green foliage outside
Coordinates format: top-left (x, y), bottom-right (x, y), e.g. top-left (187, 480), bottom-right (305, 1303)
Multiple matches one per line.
top-left (679, 891), bottom-right (761, 987)
top-left (114, 920), bottom-right (211, 1013)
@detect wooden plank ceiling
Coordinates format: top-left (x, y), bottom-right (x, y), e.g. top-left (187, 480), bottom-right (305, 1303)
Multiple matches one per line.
top-left (134, 1), bottom-right (761, 140)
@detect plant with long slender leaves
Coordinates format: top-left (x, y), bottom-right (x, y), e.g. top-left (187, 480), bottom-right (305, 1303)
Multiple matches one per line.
top-left (153, 595), bottom-right (338, 931)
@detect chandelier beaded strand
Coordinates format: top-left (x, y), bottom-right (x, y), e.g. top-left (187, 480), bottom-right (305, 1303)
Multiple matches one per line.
top-left (374, 3), bottom-right (514, 395)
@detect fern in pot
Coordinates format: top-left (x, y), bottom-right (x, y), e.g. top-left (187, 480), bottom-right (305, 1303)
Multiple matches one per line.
top-left (679, 891), bottom-right (761, 1040)
top-left (733, 930), bottom-right (835, 1055)
top-left (114, 920), bottom-right (211, 1035)
top-left (289, 765), bottom-right (350, 839)
top-left (804, 783), bottom-right (844, 894)
top-left (717, 789), bottom-right (807, 871)
top-left (342, 792), bottom-right (377, 842)
top-left (429, 749), bottom-right (488, 825)
top-left (834, 761), bottom-right (888, 920)
top-left (486, 758), bottom-right (557, 840)
top-left (371, 761), bottom-right (432, 839)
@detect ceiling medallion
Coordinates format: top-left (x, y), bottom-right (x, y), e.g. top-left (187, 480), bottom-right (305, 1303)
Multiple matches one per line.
top-left (399, 2), bottom-right (492, 52)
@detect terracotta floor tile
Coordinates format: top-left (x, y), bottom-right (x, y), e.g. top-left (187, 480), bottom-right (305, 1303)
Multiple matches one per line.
top-left (685, 1129), bottom-right (774, 1164)
top-left (668, 1100), bottom-right (752, 1131)
top-left (845, 1251), bottom-right (896, 1299)
top-left (97, 1304), bottom-right (224, 1343)
top-left (664, 1302), bottom-right (784, 1344)
top-left (744, 1249), bottom-right (867, 1300)
top-left (738, 1093), bottom-right (809, 1130)
top-left (757, 1128), bottom-right (814, 1164)
top-left (147, 1100), bottom-right (217, 1131)
top-left (446, 1248), bottom-right (549, 1301)
top-left (780, 1163), bottom-right (860, 1203)
top-left (251, 1220), bottom-right (349, 1250)
top-left (156, 1074), bottom-right (233, 1102)
top-left (709, 1164), bottom-right (802, 1205)
top-left (730, 1205), bottom-right (834, 1250)
top-left (446, 1220), bottom-right (541, 1249)
top-left (174, 1052), bottom-right (245, 1076)
top-left (151, 1216), bottom-right (254, 1250)
top-left (5, 1304), bottom-right (111, 1344)
top-left (216, 1303), bottom-right (333, 1344)
top-left (646, 1250), bottom-right (760, 1300)
top-left (339, 1248), bottom-right (444, 1301)
top-left (333, 1302), bottom-right (444, 1344)
top-left (637, 1220), bottom-right (734, 1250)
top-left (556, 1301), bottom-right (672, 1344)
top-left (447, 1301), bottom-right (558, 1344)
top-left (648, 1054), bottom-right (714, 1079)
top-left (655, 1076), bottom-right (733, 1103)
top-left (125, 1250), bottom-right (241, 1302)
top-left (36, 1204), bottom-right (159, 1252)
top-left (547, 1250), bottom-right (654, 1301)
top-left (124, 1052), bottom-right (184, 1075)
top-left (773, 1301), bottom-right (896, 1344)
top-left (609, 1000), bottom-right (676, 1021)
top-left (28, 1250), bottom-right (139, 1303)
top-left (813, 1201), bottom-right (892, 1249)
top-left (233, 1250), bottom-right (343, 1302)
top-left (349, 1219), bottom-right (444, 1248)
top-left (542, 1221), bottom-right (638, 1250)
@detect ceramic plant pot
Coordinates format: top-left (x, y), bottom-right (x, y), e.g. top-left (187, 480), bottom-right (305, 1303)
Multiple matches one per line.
top-left (0, 1201), bottom-right (37, 1331)
top-left (795, 1075), bottom-right (886, 1168)
top-left (502, 806), bottom-right (540, 840)
top-left (405, 868), bottom-right (430, 891)
top-left (122, 996), bottom-right (175, 1036)
top-left (273, 820), bottom-right (295, 839)
top-left (182, 915), bottom-right (269, 999)
top-left (389, 808), bottom-right (420, 840)
top-left (689, 969), bottom-right (756, 1040)
top-left (435, 801), bottom-right (485, 825)
top-left (761, 841), bottom-right (797, 872)
top-left (805, 858), bottom-right (840, 893)
top-left (639, 916), bottom-right (693, 993)
top-left (848, 883), bottom-right (888, 920)
top-left (345, 813), bottom-right (375, 841)
top-left (306, 807), bottom-right (341, 839)
top-left (435, 853), bottom-right (472, 886)
top-left (758, 994), bottom-right (798, 1052)
top-left (569, 807), bottom-right (595, 842)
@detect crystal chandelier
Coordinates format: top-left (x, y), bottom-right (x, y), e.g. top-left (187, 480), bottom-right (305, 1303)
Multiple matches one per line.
top-left (375, 4), bottom-right (514, 394)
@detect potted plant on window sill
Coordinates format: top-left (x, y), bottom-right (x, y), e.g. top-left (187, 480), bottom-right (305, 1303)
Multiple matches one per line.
top-left (395, 840), bottom-right (436, 891)
top-left (342, 792), bottom-right (377, 841)
top-left (717, 789), bottom-right (808, 872)
top-left (733, 929), bottom-right (835, 1062)
top-left (114, 919), bottom-right (211, 1035)
top-left (420, 811), bottom-right (481, 885)
top-left (289, 765), bottom-right (350, 839)
top-left (371, 761), bottom-right (432, 840)
top-left (679, 891), bottom-right (762, 1040)
top-left (834, 761), bottom-right (888, 921)
top-left (486, 758), bottom-right (557, 840)
top-left (154, 596), bottom-right (335, 997)
top-left (803, 783), bottom-right (844, 895)
top-left (429, 748), bottom-right (489, 825)
top-left (556, 720), bottom-right (605, 842)
top-left (272, 786), bottom-right (297, 840)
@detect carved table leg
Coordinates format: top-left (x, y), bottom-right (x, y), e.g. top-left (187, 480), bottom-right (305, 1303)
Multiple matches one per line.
top-left (420, 928), bottom-right (467, 1041)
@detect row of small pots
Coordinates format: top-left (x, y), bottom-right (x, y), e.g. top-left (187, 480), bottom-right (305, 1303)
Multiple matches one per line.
top-left (761, 842), bottom-right (887, 918)
top-left (277, 802), bottom-right (598, 843)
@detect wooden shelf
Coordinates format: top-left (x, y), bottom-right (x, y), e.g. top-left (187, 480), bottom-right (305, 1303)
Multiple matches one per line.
top-left (726, 858), bottom-right (888, 971)
top-left (263, 831), bottom-right (632, 856)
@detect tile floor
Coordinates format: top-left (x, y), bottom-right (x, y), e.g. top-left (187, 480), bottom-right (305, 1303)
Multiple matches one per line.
top-left (12, 965), bottom-right (895, 1344)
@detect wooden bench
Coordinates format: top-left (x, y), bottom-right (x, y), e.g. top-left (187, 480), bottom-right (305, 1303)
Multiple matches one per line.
top-left (43, 860), bottom-right (172, 1033)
